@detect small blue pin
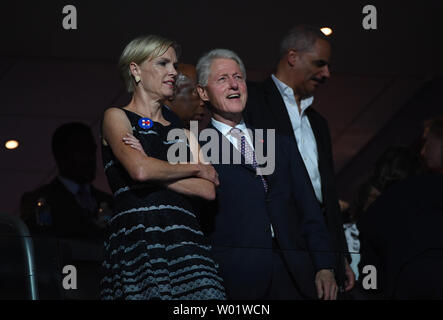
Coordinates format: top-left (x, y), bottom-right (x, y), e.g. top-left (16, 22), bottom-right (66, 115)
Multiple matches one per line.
top-left (138, 117), bottom-right (154, 129)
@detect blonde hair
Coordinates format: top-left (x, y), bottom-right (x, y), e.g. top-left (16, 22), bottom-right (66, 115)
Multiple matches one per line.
top-left (118, 35), bottom-right (180, 93)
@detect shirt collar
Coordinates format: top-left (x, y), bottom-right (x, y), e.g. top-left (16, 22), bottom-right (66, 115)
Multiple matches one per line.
top-left (211, 117), bottom-right (248, 136)
top-left (271, 74), bottom-right (314, 113)
top-left (58, 176), bottom-right (91, 195)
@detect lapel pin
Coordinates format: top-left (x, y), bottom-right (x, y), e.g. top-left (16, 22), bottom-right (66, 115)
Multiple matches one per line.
top-left (138, 117), bottom-right (154, 129)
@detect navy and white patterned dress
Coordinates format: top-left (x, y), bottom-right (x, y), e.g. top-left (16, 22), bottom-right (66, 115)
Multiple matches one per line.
top-left (100, 107), bottom-right (226, 300)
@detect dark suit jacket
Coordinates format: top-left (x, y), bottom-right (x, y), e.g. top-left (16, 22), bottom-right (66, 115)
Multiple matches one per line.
top-left (243, 76), bottom-right (349, 286)
top-left (199, 123), bottom-right (335, 299)
top-left (19, 178), bottom-right (113, 299)
top-left (20, 177), bottom-right (113, 240)
top-left (358, 174), bottom-right (443, 299)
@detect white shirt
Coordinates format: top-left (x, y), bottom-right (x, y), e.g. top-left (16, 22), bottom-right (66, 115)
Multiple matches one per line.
top-left (211, 118), bottom-right (254, 151)
top-left (211, 117), bottom-right (275, 238)
top-left (344, 223), bottom-right (361, 280)
top-left (271, 74), bottom-right (323, 203)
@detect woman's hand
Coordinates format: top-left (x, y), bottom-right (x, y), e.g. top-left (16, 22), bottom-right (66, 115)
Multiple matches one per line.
top-left (122, 133), bottom-right (147, 156)
top-left (123, 132), bottom-right (219, 186)
top-left (196, 163), bottom-right (220, 186)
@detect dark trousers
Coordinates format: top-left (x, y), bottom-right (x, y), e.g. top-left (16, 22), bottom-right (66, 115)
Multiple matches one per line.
top-left (262, 239), bottom-right (304, 300)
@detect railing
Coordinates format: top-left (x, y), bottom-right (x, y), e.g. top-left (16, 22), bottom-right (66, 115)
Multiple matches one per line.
top-left (0, 213), bottom-right (39, 300)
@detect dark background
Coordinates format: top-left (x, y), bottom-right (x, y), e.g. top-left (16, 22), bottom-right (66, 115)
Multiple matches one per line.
top-left (1, 0), bottom-right (442, 215)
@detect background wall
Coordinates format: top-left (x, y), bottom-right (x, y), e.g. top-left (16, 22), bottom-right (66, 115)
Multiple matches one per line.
top-left (1, 0), bottom-right (442, 215)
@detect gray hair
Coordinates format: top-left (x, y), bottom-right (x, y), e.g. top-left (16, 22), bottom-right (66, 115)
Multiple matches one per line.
top-left (280, 25), bottom-right (330, 57)
top-left (175, 73), bottom-right (195, 95)
top-left (196, 48), bottom-right (246, 87)
top-left (167, 72), bottom-right (195, 101)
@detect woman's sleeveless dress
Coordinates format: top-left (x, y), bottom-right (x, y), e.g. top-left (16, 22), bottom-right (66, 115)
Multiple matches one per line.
top-left (100, 107), bottom-right (226, 300)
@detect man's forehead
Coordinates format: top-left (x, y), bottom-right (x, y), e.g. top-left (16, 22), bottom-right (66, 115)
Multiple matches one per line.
top-left (300, 38), bottom-right (330, 58)
top-left (210, 58), bottom-right (241, 74)
top-left (314, 39), bottom-right (331, 55)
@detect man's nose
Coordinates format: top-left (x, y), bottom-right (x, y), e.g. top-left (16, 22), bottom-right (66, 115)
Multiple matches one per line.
top-left (322, 65), bottom-right (331, 79)
top-left (228, 77), bottom-right (239, 89)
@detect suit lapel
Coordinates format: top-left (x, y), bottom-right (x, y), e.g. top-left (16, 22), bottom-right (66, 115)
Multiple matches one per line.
top-left (305, 109), bottom-right (328, 203)
top-left (263, 77), bottom-right (295, 139)
top-left (306, 109), bottom-right (325, 167)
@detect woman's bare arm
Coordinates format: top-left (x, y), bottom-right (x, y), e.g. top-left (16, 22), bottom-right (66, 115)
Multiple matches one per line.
top-left (102, 107), bottom-right (214, 183)
top-left (122, 128), bottom-right (218, 200)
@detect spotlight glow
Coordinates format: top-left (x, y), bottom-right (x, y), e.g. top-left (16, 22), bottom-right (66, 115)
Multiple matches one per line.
top-left (320, 27), bottom-right (333, 36)
top-left (5, 140), bottom-right (19, 150)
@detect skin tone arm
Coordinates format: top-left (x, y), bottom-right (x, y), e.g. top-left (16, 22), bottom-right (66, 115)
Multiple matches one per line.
top-left (344, 258), bottom-right (356, 291)
top-left (102, 107), bottom-right (218, 200)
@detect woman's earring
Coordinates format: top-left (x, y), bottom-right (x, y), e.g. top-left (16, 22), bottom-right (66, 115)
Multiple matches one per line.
top-left (135, 75), bottom-right (141, 84)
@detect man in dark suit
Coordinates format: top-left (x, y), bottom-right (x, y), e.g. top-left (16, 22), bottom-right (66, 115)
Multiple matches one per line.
top-left (20, 122), bottom-right (113, 239)
top-left (195, 48), bottom-right (337, 299)
top-left (19, 122), bottom-right (113, 299)
top-left (243, 25), bottom-right (354, 293)
top-left (358, 173), bottom-right (443, 299)
top-left (356, 117), bottom-right (443, 299)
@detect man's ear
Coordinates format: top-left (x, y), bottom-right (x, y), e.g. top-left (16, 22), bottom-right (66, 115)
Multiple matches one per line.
top-left (287, 49), bottom-right (299, 67)
top-left (196, 85), bottom-right (209, 102)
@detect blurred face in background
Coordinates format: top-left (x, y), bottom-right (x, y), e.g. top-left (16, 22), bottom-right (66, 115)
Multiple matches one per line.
top-left (421, 128), bottom-right (443, 172)
top-left (58, 130), bottom-right (97, 184)
top-left (166, 64), bottom-right (208, 130)
top-left (364, 186), bottom-right (381, 211)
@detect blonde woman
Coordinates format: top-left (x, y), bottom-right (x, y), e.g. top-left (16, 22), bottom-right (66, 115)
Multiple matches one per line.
top-left (100, 35), bottom-right (226, 300)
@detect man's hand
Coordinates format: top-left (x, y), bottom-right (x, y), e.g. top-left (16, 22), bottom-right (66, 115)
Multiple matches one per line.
top-left (315, 269), bottom-right (338, 300)
top-left (338, 199), bottom-right (350, 212)
top-left (344, 258), bottom-right (356, 291)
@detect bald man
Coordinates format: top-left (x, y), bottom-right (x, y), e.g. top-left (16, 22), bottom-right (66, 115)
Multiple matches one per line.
top-left (165, 63), bottom-right (210, 131)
